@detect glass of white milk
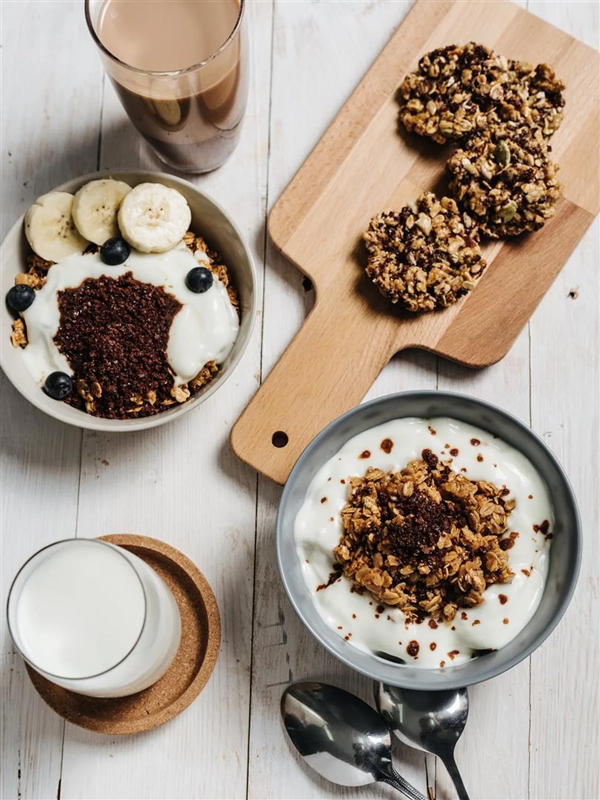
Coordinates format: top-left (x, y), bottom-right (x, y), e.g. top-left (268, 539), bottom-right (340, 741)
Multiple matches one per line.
top-left (7, 538), bottom-right (181, 697)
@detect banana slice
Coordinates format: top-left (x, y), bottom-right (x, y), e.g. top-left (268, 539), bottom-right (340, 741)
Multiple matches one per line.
top-left (24, 192), bottom-right (87, 262)
top-left (71, 178), bottom-right (132, 245)
top-left (151, 99), bottom-right (182, 127)
top-left (118, 183), bottom-right (192, 253)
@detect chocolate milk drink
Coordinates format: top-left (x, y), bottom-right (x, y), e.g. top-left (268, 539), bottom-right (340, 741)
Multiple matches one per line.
top-left (92, 0), bottom-right (248, 172)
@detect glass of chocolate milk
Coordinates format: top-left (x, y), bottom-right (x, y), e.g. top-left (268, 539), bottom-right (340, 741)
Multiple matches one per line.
top-left (86, 0), bottom-right (249, 173)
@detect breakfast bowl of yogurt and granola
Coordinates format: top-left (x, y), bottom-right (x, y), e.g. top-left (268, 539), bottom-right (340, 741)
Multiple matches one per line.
top-left (277, 391), bottom-right (581, 689)
top-left (0, 170), bottom-right (255, 430)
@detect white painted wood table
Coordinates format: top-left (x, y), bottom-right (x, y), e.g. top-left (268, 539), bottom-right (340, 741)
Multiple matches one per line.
top-left (1, 2), bottom-right (598, 798)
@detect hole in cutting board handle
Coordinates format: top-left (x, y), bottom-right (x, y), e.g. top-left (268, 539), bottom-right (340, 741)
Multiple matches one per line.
top-left (272, 431), bottom-right (289, 448)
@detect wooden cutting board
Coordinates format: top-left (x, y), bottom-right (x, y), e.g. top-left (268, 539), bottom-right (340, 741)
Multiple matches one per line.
top-left (231, 0), bottom-right (599, 485)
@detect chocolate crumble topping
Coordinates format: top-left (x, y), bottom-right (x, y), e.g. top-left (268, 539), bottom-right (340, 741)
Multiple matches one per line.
top-left (407, 640), bottom-right (420, 657)
top-left (55, 273), bottom-right (182, 419)
top-left (316, 564), bottom-right (343, 592)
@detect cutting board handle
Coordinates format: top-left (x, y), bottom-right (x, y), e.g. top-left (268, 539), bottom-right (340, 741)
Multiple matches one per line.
top-left (230, 287), bottom-right (414, 484)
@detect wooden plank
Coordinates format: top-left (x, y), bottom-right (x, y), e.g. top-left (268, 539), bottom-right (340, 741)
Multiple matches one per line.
top-left (528, 224), bottom-right (599, 800)
top-left (0, 2), bottom-right (104, 798)
top-left (526, 3), bottom-right (599, 797)
top-left (56, 1), bottom-right (272, 798)
top-left (436, 330), bottom-right (532, 800)
top-left (247, 3), bottom-right (437, 798)
top-left (231, 0), bottom-right (600, 484)
top-left (435, 23), bottom-right (533, 800)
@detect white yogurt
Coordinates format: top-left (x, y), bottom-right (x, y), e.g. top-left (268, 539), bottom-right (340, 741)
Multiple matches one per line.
top-left (21, 245), bottom-right (239, 386)
top-left (294, 417), bottom-right (554, 669)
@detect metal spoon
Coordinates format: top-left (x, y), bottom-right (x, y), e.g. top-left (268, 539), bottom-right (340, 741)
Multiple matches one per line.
top-left (375, 683), bottom-right (470, 800)
top-left (281, 682), bottom-right (427, 800)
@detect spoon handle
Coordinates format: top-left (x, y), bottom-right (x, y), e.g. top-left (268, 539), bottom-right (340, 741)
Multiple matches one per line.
top-left (379, 773), bottom-right (428, 800)
top-left (440, 753), bottom-right (470, 800)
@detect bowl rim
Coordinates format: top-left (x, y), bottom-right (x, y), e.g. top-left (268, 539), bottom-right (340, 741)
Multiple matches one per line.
top-left (276, 389), bottom-right (582, 689)
top-left (0, 168), bottom-right (257, 432)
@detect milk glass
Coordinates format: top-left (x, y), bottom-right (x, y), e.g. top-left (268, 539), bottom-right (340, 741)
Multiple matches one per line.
top-left (7, 539), bottom-right (181, 698)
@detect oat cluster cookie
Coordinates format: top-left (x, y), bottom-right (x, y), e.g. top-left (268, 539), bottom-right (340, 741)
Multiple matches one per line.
top-left (366, 43), bottom-right (565, 307)
top-left (398, 43), bottom-right (508, 144)
top-left (363, 192), bottom-right (486, 312)
top-left (398, 42), bottom-right (565, 144)
top-left (333, 450), bottom-right (517, 622)
top-left (447, 122), bottom-right (562, 237)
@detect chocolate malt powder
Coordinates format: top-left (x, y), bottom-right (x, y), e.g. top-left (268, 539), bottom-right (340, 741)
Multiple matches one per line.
top-left (54, 273), bottom-right (182, 419)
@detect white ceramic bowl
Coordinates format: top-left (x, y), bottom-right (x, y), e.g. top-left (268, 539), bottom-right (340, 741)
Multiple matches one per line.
top-left (0, 170), bottom-right (256, 431)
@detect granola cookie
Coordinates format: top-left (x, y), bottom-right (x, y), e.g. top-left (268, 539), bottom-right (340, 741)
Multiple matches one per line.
top-left (447, 122), bottom-right (562, 237)
top-left (333, 450), bottom-right (516, 622)
top-left (398, 43), bottom-right (565, 144)
top-left (502, 61), bottom-right (565, 138)
top-left (397, 43), bottom-right (511, 144)
top-left (363, 192), bottom-right (486, 312)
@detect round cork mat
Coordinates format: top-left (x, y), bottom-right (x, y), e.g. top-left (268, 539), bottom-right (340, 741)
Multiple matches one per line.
top-left (25, 534), bottom-right (220, 735)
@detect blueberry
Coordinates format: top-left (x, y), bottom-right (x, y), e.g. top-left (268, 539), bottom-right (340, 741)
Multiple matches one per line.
top-left (101, 237), bottom-right (130, 266)
top-left (185, 266), bottom-right (213, 294)
top-left (7, 284), bottom-right (35, 312)
top-left (44, 372), bottom-right (73, 400)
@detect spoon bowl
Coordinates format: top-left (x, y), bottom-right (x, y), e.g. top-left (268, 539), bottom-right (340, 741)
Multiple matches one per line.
top-left (281, 682), bottom-right (427, 799)
top-left (376, 684), bottom-right (470, 799)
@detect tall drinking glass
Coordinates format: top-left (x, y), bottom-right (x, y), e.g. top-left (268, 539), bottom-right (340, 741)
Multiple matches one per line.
top-left (85, 0), bottom-right (249, 173)
top-left (7, 539), bottom-right (181, 698)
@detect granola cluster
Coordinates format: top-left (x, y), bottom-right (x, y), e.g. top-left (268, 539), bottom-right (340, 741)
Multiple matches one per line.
top-left (183, 232), bottom-right (239, 313)
top-left (10, 232), bottom-right (237, 419)
top-left (10, 257), bottom-right (52, 344)
top-left (447, 122), bottom-right (562, 237)
top-left (333, 450), bottom-right (516, 622)
top-left (398, 43), bottom-right (565, 145)
top-left (363, 192), bottom-right (486, 311)
top-left (501, 61), bottom-right (565, 138)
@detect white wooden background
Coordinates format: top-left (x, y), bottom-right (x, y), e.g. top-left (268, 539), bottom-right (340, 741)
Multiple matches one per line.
top-left (1, 1), bottom-right (598, 799)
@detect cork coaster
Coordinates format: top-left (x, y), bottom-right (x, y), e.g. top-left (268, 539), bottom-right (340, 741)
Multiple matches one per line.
top-left (25, 534), bottom-right (220, 735)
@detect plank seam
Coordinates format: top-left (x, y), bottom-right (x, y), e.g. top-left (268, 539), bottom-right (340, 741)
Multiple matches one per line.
top-left (245, 0), bottom-right (277, 797)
